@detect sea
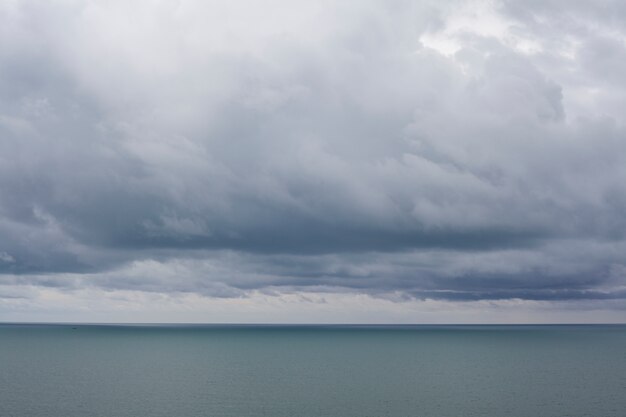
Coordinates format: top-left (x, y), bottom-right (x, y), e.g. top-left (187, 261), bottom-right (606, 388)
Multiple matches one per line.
top-left (1, 324), bottom-right (625, 417)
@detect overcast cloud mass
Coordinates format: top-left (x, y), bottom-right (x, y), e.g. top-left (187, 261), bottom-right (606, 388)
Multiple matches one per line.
top-left (1, 0), bottom-right (626, 322)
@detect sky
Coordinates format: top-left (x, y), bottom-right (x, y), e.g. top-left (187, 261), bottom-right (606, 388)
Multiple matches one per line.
top-left (1, 0), bottom-right (625, 323)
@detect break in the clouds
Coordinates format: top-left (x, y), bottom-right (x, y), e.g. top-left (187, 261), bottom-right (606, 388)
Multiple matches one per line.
top-left (1, 0), bottom-right (625, 322)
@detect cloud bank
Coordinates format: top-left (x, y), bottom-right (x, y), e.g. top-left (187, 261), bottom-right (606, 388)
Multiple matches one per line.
top-left (1, 0), bottom-right (625, 321)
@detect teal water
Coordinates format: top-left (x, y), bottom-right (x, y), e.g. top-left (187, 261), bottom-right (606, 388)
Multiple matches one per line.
top-left (1, 324), bottom-right (625, 417)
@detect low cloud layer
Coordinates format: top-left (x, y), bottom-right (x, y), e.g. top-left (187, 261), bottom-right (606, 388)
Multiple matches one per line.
top-left (1, 0), bottom-right (626, 321)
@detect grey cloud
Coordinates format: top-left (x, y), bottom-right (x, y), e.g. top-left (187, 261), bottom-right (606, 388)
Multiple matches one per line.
top-left (7, 237), bottom-right (624, 302)
top-left (1, 1), bottom-right (625, 304)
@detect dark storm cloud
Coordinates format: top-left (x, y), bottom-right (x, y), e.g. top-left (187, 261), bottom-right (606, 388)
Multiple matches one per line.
top-left (1, 0), bottom-right (626, 303)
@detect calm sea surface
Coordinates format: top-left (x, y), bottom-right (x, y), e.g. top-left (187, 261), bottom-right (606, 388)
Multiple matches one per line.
top-left (1, 324), bottom-right (625, 417)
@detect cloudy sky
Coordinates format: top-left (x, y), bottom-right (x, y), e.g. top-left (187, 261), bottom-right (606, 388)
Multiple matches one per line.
top-left (1, 0), bottom-right (625, 323)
